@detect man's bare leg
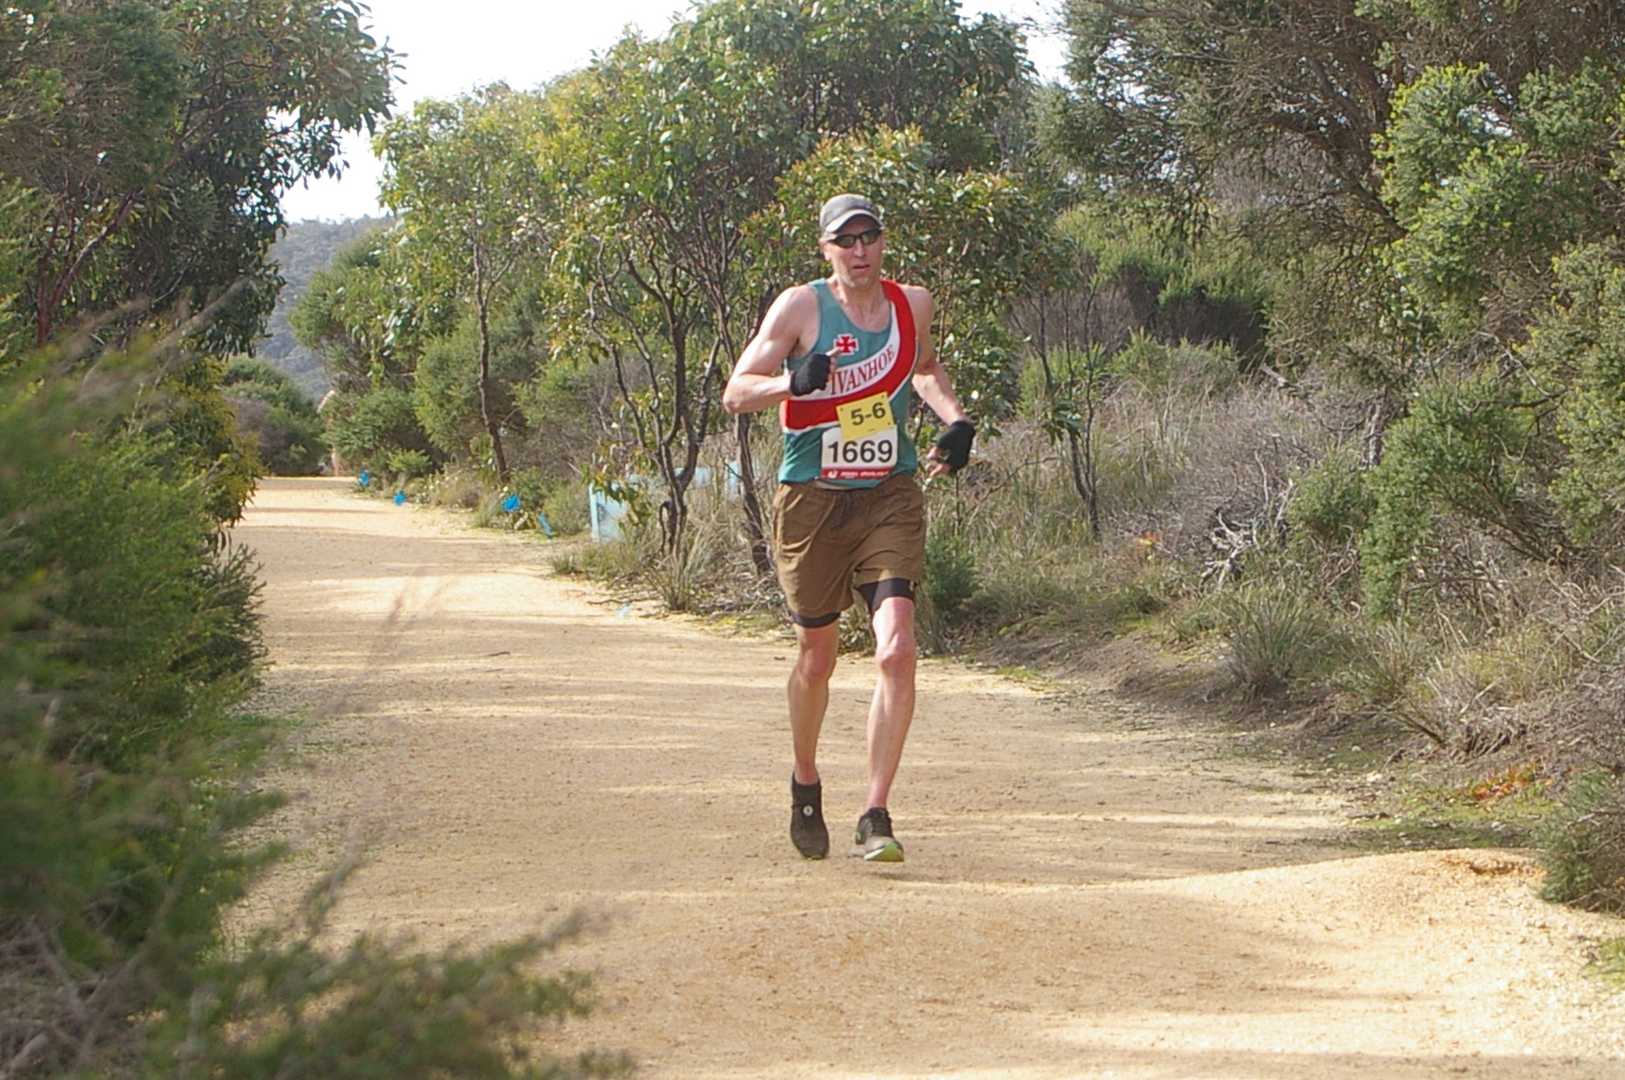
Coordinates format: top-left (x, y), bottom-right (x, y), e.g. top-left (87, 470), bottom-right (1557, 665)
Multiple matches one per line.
top-left (789, 622), bottom-right (839, 785)
top-left (864, 595), bottom-right (918, 810)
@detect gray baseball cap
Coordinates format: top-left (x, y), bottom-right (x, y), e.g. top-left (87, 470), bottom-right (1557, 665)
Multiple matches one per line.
top-left (819, 193), bottom-right (883, 239)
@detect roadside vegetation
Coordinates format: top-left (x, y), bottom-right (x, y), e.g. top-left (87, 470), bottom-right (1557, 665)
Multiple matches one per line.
top-left (1, 2), bottom-right (625, 1074)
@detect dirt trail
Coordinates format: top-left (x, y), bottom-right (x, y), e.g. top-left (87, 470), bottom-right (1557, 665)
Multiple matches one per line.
top-left (236, 477), bottom-right (1625, 1078)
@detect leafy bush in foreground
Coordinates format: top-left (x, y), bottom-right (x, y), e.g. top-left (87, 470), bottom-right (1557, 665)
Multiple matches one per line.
top-left (1, 355), bottom-right (626, 1077)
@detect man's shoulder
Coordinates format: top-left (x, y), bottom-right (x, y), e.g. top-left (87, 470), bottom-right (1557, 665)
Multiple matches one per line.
top-left (889, 281), bottom-right (933, 318)
top-left (758, 282), bottom-right (821, 347)
top-left (766, 282), bottom-right (820, 319)
top-left (773, 281), bottom-right (822, 310)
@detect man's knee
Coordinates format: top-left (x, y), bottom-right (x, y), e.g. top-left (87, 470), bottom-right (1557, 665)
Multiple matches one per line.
top-left (874, 631), bottom-right (916, 680)
top-left (795, 635), bottom-right (839, 683)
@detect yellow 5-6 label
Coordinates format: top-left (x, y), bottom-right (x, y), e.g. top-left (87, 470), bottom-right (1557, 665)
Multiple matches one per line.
top-left (837, 391), bottom-right (894, 442)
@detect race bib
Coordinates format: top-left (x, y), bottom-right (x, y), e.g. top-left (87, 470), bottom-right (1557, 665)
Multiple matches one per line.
top-left (821, 424), bottom-right (898, 480)
top-left (837, 391), bottom-right (894, 442)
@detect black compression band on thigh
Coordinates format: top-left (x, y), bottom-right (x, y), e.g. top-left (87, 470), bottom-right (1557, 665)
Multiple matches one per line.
top-left (857, 578), bottom-right (915, 613)
top-left (789, 609), bottom-right (840, 629)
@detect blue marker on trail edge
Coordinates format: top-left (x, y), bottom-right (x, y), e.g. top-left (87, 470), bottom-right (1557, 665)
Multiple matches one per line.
top-left (358, 469), bottom-right (371, 488)
top-left (500, 493), bottom-right (521, 513)
top-left (536, 511), bottom-right (555, 538)
top-left (393, 490), bottom-right (407, 506)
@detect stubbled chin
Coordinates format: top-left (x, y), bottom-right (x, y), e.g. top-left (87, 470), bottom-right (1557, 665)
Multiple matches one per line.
top-left (833, 265), bottom-right (879, 288)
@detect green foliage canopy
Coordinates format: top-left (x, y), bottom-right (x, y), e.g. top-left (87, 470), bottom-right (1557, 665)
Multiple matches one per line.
top-left (0, 0), bottom-right (395, 351)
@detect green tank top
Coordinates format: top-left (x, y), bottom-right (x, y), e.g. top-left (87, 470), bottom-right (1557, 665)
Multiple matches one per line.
top-left (778, 280), bottom-right (918, 487)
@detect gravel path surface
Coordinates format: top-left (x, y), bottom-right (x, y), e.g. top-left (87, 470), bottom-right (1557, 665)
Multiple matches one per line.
top-left (235, 476), bottom-right (1625, 1078)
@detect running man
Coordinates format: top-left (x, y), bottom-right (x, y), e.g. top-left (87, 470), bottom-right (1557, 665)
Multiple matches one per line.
top-left (722, 194), bottom-right (976, 862)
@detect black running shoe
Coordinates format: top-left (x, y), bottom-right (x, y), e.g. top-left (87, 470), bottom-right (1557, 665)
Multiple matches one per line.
top-left (790, 777), bottom-right (828, 859)
top-left (852, 807), bottom-right (904, 863)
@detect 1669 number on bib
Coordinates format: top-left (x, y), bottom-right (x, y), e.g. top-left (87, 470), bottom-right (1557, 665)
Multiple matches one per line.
top-left (821, 423), bottom-right (897, 480)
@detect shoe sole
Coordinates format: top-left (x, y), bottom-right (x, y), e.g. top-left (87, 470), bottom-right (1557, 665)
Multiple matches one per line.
top-left (853, 839), bottom-right (905, 863)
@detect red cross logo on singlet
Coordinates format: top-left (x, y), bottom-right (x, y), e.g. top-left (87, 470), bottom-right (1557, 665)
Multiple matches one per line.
top-left (832, 333), bottom-right (859, 356)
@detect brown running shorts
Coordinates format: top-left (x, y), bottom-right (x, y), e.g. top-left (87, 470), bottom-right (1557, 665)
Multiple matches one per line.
top-left (772, 472), bottom-right (926, 627)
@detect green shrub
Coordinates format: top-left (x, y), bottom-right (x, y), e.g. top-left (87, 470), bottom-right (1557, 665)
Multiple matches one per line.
top-left (541, 477), bottom-right (590, 536)
top-left (1289, 445), bottom-right (1372, 547)
top-left (3, 356), bottom-right (625, 1076)
top-left (646, 524), bottom-right (718, 612)
top-left (1527, 246), bottom-right (1625, 546)
top-left (420, 465), bottom-right (488, 511)
top-left (572, 534), bottom-right (649, 582)
top-left (1360, 374), bottom-right (1563, 617)
top-left (152, 872), bottom-right (631, 1080)
top-left (1017, 345), bottom-right (1114, 421)
top-left (232, 397), bottom-right (327, 475)
top-left (8, 433), bottom-right (265, 770)
top-left (472, 491), bottom-right (509, 530)
top-left (1336, 622), bottom-right (1428, 712)
top-left (222, 357), bottom-right (326, 475)
top-left (515, 360), bottom-right (612, 485)
top-left (384, 447), bottom-right (434, 483)
top-left (152, 356), bottom-right (264, 525)
top-left (1, 354), bottom-right (273, 1066)
top-left (413, 316), bottom-right (532, 459)
top-left (1167, 591), bottom-right (1225, 645)
top-left (1113, 333), bottom-right (1239, 401)
top-left (1538, 771), bottom-right (1625, 912)
top-left (1220, 584), bottom-right (1350, 697)
top-left (924, 527), bottom-right (979, 618)
top-left (327, 386), bottom-right (437, 475)
top-left (506, 466), bottom-right (576, 533)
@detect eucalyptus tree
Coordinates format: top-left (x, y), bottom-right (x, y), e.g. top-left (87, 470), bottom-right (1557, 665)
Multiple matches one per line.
top-left (0, 0), bottom-right (394, 351)
top-left (1054, 0), bottom-right (1625, 232)
top-left (0, 0), bottom-right (393, 523)
top-left (543, 33), bottom-right (787, 557)
top-left (376, 85), bottom-right (551, 482)
top-left (291, 230), bottom-right (421, 396)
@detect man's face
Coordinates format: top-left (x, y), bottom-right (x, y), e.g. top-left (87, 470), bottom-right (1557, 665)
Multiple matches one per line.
top-left (820, 216), bottom-right (884, 287)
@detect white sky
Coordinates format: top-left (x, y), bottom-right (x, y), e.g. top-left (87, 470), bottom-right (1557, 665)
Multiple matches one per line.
top-left (280, 0), bottom-right (1069, 222)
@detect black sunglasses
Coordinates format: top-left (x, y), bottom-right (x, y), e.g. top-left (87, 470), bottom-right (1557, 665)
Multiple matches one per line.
top-left (827, 227), bottom-right (883, 249)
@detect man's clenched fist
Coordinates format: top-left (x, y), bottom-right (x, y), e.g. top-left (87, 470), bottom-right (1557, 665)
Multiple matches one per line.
top-left (932, 419), bottom-right (976, 473)
top-left (788, 352), bottom-right (832, 397)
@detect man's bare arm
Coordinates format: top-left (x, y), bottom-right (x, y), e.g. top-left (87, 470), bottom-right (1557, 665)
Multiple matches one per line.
top-left (905, 287), bottom-right (972, 477)
top-left (722, 287), bottom-right (816, 415)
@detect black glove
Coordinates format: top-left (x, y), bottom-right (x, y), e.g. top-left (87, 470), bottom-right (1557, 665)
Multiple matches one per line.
top-left (933, 419), bottom-right (976, 473)
top-left (788, 352), bottom-right (832, 397)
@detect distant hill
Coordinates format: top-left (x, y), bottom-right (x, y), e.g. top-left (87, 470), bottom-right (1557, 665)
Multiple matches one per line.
top-left (260, 216), bottom-right (391, 397)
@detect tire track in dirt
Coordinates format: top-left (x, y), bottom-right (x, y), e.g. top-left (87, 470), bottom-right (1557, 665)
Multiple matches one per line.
top-left (235, 477), bottom-right (1625, 1078)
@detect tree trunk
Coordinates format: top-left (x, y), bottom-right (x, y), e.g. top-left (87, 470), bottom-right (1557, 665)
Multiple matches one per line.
top-left (472, 242), bottom-right (507, 484)
top-left (659, 482), bottom-right (688, 552)
top-left (1362, 392), bottom-right (1393, 469)
top-left (1066, 427), bottom-right (1101, 541)
top-left (734, 414), bottom-right (773, 573)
